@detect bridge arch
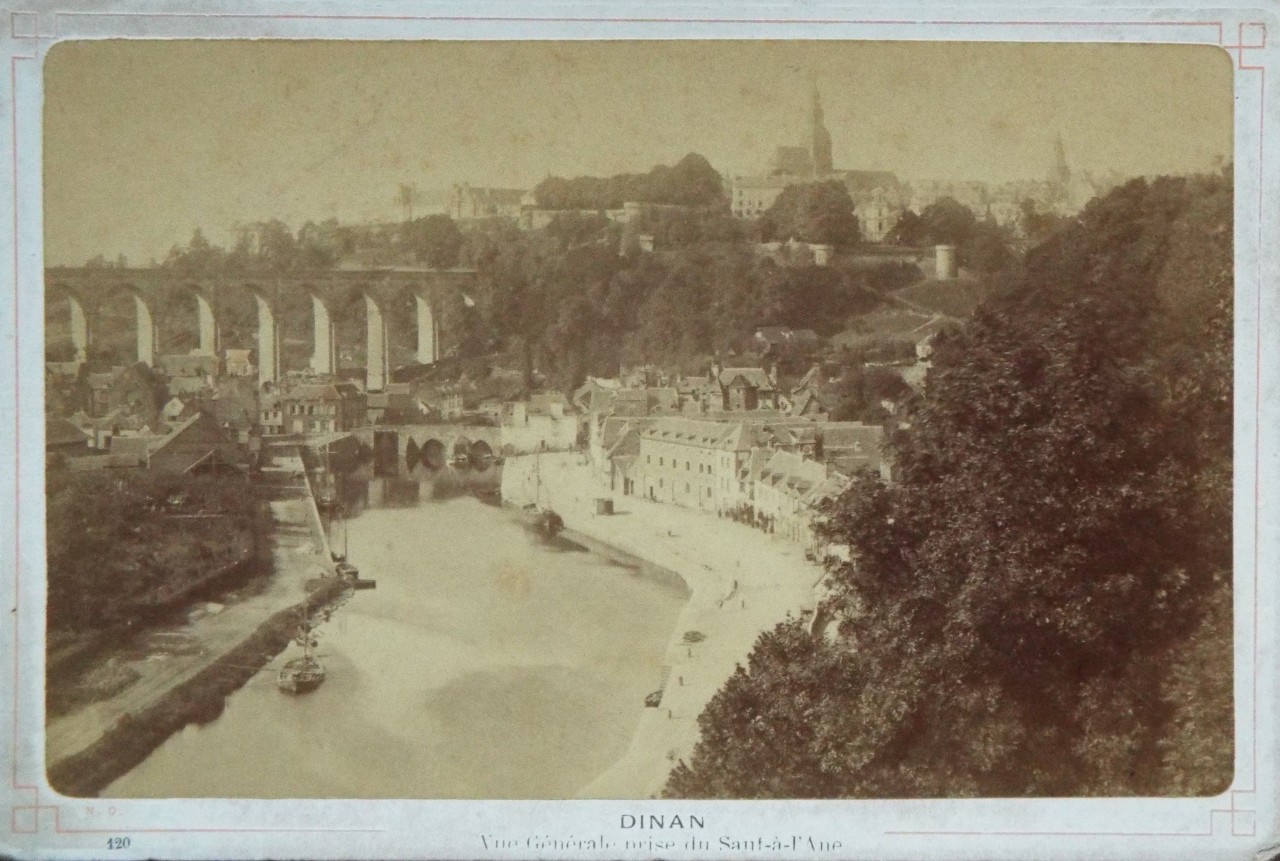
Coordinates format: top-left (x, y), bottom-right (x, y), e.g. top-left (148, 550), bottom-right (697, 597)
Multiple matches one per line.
top-left (308, 291), bottom-right (337, 377)
top-left (421, 438), bottom-right (445, 470)
top-left (85, 282), bottom-right (158, 367)
top-left (44, 266), bottom-right (472, 380)
top-left (44, 282), bottom-right (90, 365)
top-left (359, 283), bottom-right (440, 392)
top-left (45, 279), bottom-right (158, 368)
top-left (451, 435), bottom-right (472, 466)
top-left (175, 283), bottom-right (221, 357)
top-left (469, 439), bottom-right (494, 464)
top-left (239, 285), bottom-right (281, 387)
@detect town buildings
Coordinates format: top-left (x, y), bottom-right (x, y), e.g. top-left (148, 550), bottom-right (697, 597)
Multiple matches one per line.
top-left (614, 414), bottom-right (889, 554)
top-left (729, 87), bottom-right (909, 240)
top-left (260, 380), bottom-right (366, 435)
top-left (447, 183), bottom-right (531, 221)
top-left (501, 393), bottom-right (578, 453)
top-left (730, 88), bottom-right (1113, 244)
top-left (57, 411), bottom-right (247, 474)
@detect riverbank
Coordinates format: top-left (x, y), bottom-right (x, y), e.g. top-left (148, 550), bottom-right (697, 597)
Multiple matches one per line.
top-left (48, 577), bottom-right (349, 796)
top-left (501, 452), bottom-right (824, 798)
top-left (105, 491), bottom-right (686, 799)
top-left (45, 452), bottom-right (348, 796)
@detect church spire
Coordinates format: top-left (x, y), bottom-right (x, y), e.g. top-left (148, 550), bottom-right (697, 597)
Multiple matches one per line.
top-left (1051, 132), bottom-right (1071, 186)
top-left (810, 83), bottom-right (833, 176)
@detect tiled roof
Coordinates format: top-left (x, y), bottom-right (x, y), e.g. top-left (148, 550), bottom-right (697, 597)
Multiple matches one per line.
top-left (760, 449), bottom-right (829, 492)
top-left (718, 368), bottom-right (774, 391)
top-left (738, 448), bottom-right (769, 481)
top-left (282, 383), bottom-right (342, 401)
top-left (607, 427), bottom-right (643, 459)
top-left (602, 416), bottom-right (655, 450)
top-left (802, 474), bottom-right (850, 507)
top-left (147, 412), bottom-right (230, 456)
top-left (821, 422), bottom-right (884, 454)
top-left (642, 417), bottom-right (736, 447)
top-left (112, 436), bottom-right (154, 460)
top-left (46, 417), bottom-right (89, 447)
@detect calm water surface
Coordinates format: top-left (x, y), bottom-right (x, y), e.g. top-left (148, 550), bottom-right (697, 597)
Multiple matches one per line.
top-left (106, 476), bottom-right (686, 798)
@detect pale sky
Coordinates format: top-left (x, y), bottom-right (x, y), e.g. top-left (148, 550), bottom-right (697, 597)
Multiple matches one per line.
top-left (44, 40), bottom-right (1232, 266)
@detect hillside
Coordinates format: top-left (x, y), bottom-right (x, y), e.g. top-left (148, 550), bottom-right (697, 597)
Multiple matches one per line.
top-left (665, 173), bottom-right (1234, 799)
top-left (892, 275), bottom-right (998, 318)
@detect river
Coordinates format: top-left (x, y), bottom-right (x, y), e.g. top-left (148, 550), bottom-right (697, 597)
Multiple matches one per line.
top-left (104, 472), bottom-right (688, 799)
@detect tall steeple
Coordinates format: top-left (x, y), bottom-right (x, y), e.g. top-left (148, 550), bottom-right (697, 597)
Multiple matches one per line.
top-left (810, 83), bottom-right (833, 177)
top-left (1050, 132), bottom-right (1071, 186)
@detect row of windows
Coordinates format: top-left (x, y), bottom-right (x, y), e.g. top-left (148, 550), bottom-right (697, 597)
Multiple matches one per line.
top-left (653, 477), bottom-right (714, 498)
top-left (281, 403), bottom-right (337, 416)
top-left (644, 453), bottom-right (717, 473)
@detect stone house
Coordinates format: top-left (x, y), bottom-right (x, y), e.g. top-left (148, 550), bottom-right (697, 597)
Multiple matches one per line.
top-left (754, 450), bottom-right (833, 543)
top-left (270, 382), bottom-right (366, 435)
top-left (711, 364), bottom-right (780, 411)
top-left (634, 418), bottom-right (729, 512)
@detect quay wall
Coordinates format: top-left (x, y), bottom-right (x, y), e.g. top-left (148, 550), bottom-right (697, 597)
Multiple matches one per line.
top-left (47, 579), bottom-right (349, 797)
top-left (299, 445), bottom-right (335, 559)
top-left (557, 525), bottom-right (691, 598)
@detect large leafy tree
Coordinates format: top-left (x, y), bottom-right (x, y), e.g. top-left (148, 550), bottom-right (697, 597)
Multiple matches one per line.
top-left (759, 181), bottom-right (861, 247)
top-left (402, 214), bottom-right (463, 268)
top-left (887, 197), bottom-right (1014, 274)
top-left (533, 152), bottom-right (724, 210)
top-left (666, 174), bottom-right (1233, 799)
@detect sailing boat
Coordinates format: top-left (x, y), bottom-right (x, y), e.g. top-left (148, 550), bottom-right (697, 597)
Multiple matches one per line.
top-left (331, 502), bottom-right (376, 589)
top-left (522, 451), bottom-right (564, 541)
top-left (278, 606), bottom-right (326, 694)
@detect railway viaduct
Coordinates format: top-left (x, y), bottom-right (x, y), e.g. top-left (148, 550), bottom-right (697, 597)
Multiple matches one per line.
top-left (44, 266), bottom-right (478, 391)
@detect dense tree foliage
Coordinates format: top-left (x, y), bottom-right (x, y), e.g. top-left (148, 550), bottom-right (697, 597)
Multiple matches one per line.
top-left (630, 205), bottom-right (745, 249)
top-left (533, 153), bottom-right (725, 210)
top-left (466, 231), bottom-right (890, 392)
top-left (826, 361), bottom-right (915, 423)
top-left (46, 471), bottom-right (266, 636)
top-left (666, 174), bottom-right (1233, 798)
top-left (162, 221), bottom-right (338, 276)
top-left (758, 181), bottom-right (861, 247)
top-left (1018, 197), bottom-right (1073, 244)
top-left (402, 214), bottom-right (464, 268)
top-left (886, 197), bottom-right (1015, 273)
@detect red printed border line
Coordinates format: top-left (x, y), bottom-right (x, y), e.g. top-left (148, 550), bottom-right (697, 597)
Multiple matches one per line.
top-left (2, 11), bottom-right (1268, 843)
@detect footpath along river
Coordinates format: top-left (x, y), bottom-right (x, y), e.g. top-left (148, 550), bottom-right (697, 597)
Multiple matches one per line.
top-left (104, 483), bottom-right (687, 799)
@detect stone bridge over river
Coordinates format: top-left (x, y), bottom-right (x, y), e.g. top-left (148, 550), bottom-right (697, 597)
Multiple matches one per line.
top-left (44, 266), bottom-right (477, 391)
top-left (344, 424), bottom-right (506, 473)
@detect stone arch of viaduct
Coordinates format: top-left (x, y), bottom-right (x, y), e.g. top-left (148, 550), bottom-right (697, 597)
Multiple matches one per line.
top-left (44, 267), bottom-right (476, 391)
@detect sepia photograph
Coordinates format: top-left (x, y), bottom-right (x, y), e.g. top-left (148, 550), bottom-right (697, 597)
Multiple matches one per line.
top-left (36, 36), bottom-right (1237, 810)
